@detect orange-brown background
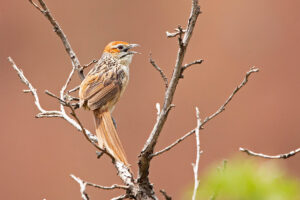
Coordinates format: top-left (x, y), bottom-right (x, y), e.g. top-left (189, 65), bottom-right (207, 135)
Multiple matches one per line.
top-left (1, 0), bottom-right (300, 199)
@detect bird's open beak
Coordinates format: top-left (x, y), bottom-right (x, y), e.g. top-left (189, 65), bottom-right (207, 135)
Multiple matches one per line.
top-left (128, 44), bottom-right (139, 49)
top-left (128, 44), bottom-right (140, 54)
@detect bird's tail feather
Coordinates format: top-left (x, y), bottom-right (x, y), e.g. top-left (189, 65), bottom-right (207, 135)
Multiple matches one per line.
top-left (93, 110), bottom-right (129, 166)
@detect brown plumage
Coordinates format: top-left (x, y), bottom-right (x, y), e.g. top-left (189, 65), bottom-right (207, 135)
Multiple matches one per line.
top-left (79, 41), bottom-right (138, 166)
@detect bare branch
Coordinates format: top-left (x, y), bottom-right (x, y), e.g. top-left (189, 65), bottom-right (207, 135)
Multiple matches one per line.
top-left (28, 0), bottom-right (84, 80)
top-left (9, 56), bottom-right (45, 112)
top-left (35, 112), bottom-right (63, 118)
top-left (66, 103), bottom-right (113, 160)
top-left (182, 59), bottom-right (203, 72)
top-left (70, 174), bottom-right (129, 200)
top-left (81, 59), bottom-right (98, 71)
top-left (203, 67), bottom-right (259, 123)
top-left (138, 0), bottom-right (201, 183)
top-left (70, 174), bottom-right (90, 200)
top-left (89, 183), bottom-right (128, 190)
top-left (111, 195), bottom-right (129, 200)
top-left (9, 56), bottom-right (98, 143)
top-left (152, 67), bottom-right (259, 157)
top-left (43, 67), bottom-right (110, 157)
top-left (23, 89), bottom-right (31, 93)
top-left (239, 147), bottom-right (300, 159)
top-left (45, 90), bottom-right (67, 105)
top-left (149, 54), bottom-right (169, 89)
top-left (192, 107), bottom-right (201, 200)
top-left (160, 189), bottom-right (172, 200)
top-left (8, 57), bottom-right (62, 117)
top-left (151, 129), bottom-right (194, 158)
top-left (68, 85), bottom-right (80, 94)
top-left (166, 29), bottom-right (187, 38)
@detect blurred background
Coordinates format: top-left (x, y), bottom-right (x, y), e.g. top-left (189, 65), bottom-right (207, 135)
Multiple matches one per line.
top-left (1, 0), bottom-right (300, 199)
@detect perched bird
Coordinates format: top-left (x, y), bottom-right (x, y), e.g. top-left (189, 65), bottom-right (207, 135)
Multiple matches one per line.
top-left (79, 41), bottom-right (139, 166)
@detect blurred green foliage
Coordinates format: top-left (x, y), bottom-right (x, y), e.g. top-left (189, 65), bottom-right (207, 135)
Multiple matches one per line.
top-left (186, 158), bottom-right (300, 200)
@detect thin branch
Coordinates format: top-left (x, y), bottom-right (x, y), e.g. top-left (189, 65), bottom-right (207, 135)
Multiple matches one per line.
top-left (81, 59), bottom-right (98, 71)
top-left (70, 174), bottom-right (129, 200)
top-left (67, 103), bottom-right (113, 160)
top-left (138, 0), bottom-right (201, 183)
top-left (239, 147), bottom-right (300, 159)
top-left (60, 65), bottom-right (75, 107)
top-left (160, 189), bottom-right (172, 200)
top-left (87, 181), bottom-right (128, 190)
top-left (70, 174), bottom-right (90, 200)
top-left (9, 56), bottom-right (98, 143)
top-left (28, 0), bottom-right (84, 80)
top-left (151, 129), bottom-right (194, 158)
top-left (152, 67), bottom-right (259, 157)
top-left (182, 59), bottom-right (203, 72)
top-left (149, 54), bottom-right (169, 89)
top-left (9, 56), bottom-right (44, 112)
top-left (89, 183), bottom-right (128, 190)
top-left (203, 67), bottom-right (259, 123)
top-left (35, 112), bottom-right (63, 118)
top-left (111, 195), bottom-right (130, 200)
top-left (68, 85), bottom-right (80, 94)
top-left (8, 57), bottom-right (62, 117)
top-left (192, 107), bottom-right (201, 200)
top-left (166, 29), bottom-right (187, 38)
top-left (44, 67), bottom-right (109, 157)
top-left (45, 90), bottom-right (67, 105)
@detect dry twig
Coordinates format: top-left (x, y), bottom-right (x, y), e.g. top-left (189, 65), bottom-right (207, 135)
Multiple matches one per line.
top-left (70, 174), bottom-right (90, 200)
top-left (68, 86), bottom-right (80, 94)
top-left (8, 57), bottom-right (62, 118)
top-left (111, 195), bottom-right (130, 200)
top-left (81, 59), bottom-right (98, 71)
top-left (182, 59), bottom-right (203, 72)
top-left (152, 67), bottom-right (259, 157)
top-left (192, 107), bottom-right (202, 200)
top-left (166, 29), bottom-right (187, 38)
top-left (138, 0), bottom-right (201, 185)
top-left (149, 54), bottom-right (169, 89)
top-left (70, 174), bottom-right (129, 200)
top-left (29, 0), bottom-right (84, 80)
top-left (239, 147), bottom-right (300, 159)
top-left (70, 174), bottom-right (128, 191)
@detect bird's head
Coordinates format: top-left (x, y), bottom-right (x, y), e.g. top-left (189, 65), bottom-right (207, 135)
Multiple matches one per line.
top-left (103, 41), bottom-right (139, 66)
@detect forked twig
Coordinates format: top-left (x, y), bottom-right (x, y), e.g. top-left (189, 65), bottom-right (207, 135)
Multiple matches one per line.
top-left (70, 174), bottom-right (129, 190)
top-left (152, 67), bottom-right (259, 157)
top-left (138, 0), bottom-right (202, 184)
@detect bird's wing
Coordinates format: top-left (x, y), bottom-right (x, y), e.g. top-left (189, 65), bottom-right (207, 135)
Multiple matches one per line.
top-left (79, 64), bottom-right (122, 110)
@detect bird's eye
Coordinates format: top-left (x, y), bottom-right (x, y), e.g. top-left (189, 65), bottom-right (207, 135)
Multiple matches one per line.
top-left (118, 45), bottom-right (124, 50)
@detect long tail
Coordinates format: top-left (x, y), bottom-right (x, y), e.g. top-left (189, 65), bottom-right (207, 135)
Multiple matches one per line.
top-left (93, 110), bottom-right (129, 166)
